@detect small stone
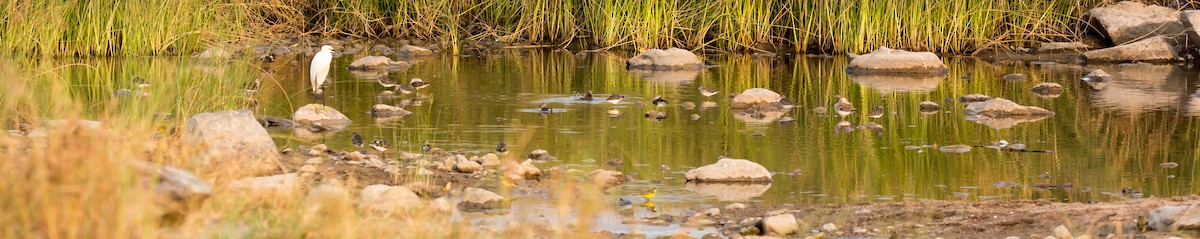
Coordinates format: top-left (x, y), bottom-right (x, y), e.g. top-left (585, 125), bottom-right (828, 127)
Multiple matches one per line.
top-left (299, 165), bottom-right (318, 173)
top-left (822, 223), bottom-right (838, 232)
top-left (1002, 74), bottom-right (1026, 81)
top-left (726, 203), bottom-right (748, 210)
top-left (459, 187), bottom-right (505, 210)
top-left (454, 160), bottom-right (482, 173)
top-left (307, 144), bottom-right (328, 156)
top-left (480, 153), bottom-right (501, 168)
top-left (1160, 162), bottom-right (1179, 168)
top-left (1052, 225), bottom-right (1072, 239)
top-left (703, 208), bottom-right (721, 217)
top-left (762, 214), bottom-right (799, 236)
top-left (305, 157), bottom-right (324, 165)
top-left (347, 151), bottom-right (367, 161)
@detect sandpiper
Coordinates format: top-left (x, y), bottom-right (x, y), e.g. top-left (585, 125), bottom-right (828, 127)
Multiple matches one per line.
top-left (698, 86), bottom-right (719, 97)
top-left (133, 76), bottom-right (150, 88)
top-left (410, 78), bottom-right (430, 89)
top-left (833, 96), bottom-right (857, 117)
top-left (395, 84), bottom-right (415, 94)
top-left (652, 96), bottom-right (668, 107)
top-left (577, 90), bottom-right (594, 101)
top-left (779, 97), bottom-right (796, 109)
top-left (422, 142), bottom-right (432, 152)
top-left (351, 132), bottom-right (364, 148)
top-left (496, 140), bottom-right (508, 155)
top-left (606, 94), bottom-right (625, 104)
top-left (866, 106), bottom-right (884, 118)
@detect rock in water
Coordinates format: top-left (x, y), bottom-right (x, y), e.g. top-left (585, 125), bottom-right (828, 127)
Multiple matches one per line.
top-left (730, 88), bottom-right (783, 109)
top-left (1030, 82), bottom-right (1065, 97)
top-left (626, 48), bottom-right (704, 70)
top-left (396, 45), bottom-right (433, 57)
top-left (845, 47), bottom-right (948, 74)
top-left (1083, 36), bottom-right (1180, 62)
top-left (359, 184), bottom-right (423, 215)
top-left (685, 158), bottom-right (772, 182)
top-left (919, 101), bottom-right (942, 114)
top-left (459, 187), bottom-right (505, 210)
top-left (370, 104), bottom-right (412, 118)
top-left (965, 98), bottom-right (1055, 117)
top-left (588, 169), bottom-right (628, 189)
top-left (762, 214), bottom-right (799, 236)
top-left (958, 94), bottom-right (992, 103)
top-left (348, 56), bottom-right (411, 70)
top-left (293, 104), bottom-right (352, 129)
top-left (1002, 73), bottom-right (1026, 81)
top-left (939, 145), bottom-right (972, 153)
top-left (453, 160), bottom-right (482, 173)
top-left (1182, 10), bottom-right (1200, 49)
top-left (1037, 42), bottom-right (1092, 53)
top-left (186, 110), bottom-right (279, 176)
top-left (1086, 1), bottom-right (1186, 45)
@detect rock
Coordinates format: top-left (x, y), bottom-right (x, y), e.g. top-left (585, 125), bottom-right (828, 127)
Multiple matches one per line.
top-left (396, 45), bottom-right (433, 57)
top-left (459, 187), bottom-right (505, 210)
top-left (308, 144), bottom-right (328, 156)
top-left (958, 94), bottom-right (992, 103)
top-left (453, 160), bottom-right (482, 173)
top-left (255, 115), bottom-right (295, 129)
top-left (666, 232), bottom-right (696, 239)
top-left (293, 104), bottom-right (352, 129)
top-left (370, 104), bottom-right (412, 118)
top-left (685, 158), bottom-right (772, 182)
top-left (305, 157), bottom-right (324, 165)
top-left (348, 56), bottom-right (411, 70)
top-left (1087, 1), bottom-right (1186, 45)
top-left (1002, 74), bottom-right (1026, 81)
top-left (1149, 205), bottom-right (1187, 231)
top-left (520, 159), bottom-right (542, 179)
top-left (1170, 205), bottom-right (1200, 231)
top-left (1083, 36), bottom-right (1180, 62)
top-left (1031, 82), bottom-right (1065, 97)
top-left (626, 48), bottom-right (704, 70)
top-left (726, 203), bottom-right (747, 210)
top-left (919, 101), bottom-right (941, 114)
top-left (821, 223), bottom-right (838, 232)
top-left (1183, 10), bottom-right (1200, 48)
top-left (130, 161), bottom-right (212, 216)
top-left (195, 47), bottom-right (233, 59)
top-left (939, 145), bottom-right (972, 153)
top-left (306, 182), bottom-right (350, 205)
top-left (686, 182), bottom-right (770, 201)
top-left (299, 165), bottom-right (318, 174)
top-left (849, 74), bottom-right (943, 94)
top-left (761, 214), bottom-right (799, 236)
top-left (228, 173), bottom-right (300, 195)
top-left (430, 197), bottom-right (456, 213)
top-left (480, 153), bottom-right (501, 168)
top-left (730, 88), bottom-right (784, 109)
top-left (359, 184), bottom-right (423, 215)
top-left (1161, 162), bottom-right (1180, 168)
top-left (1052, 225), bottom-right (1072, 239)
top-left (965, 98), bottom-right (1055, 117)
top-left (186, 110), bottom-right (279, 176)
top-left (347, 151), bottom-right (367, 161)
top-left (1082, 69), bottom-right (1114, 83)
top-left (845, 47), bottom-right (948, 74)
top-left (1038, 42), bottom-right (1092, 53)
top-left (588, 169), bottom-right (628, 188)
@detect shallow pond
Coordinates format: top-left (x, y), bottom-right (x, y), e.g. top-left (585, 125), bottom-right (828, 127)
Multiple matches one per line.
top-left (12, 51), bottom-right (1200, 236)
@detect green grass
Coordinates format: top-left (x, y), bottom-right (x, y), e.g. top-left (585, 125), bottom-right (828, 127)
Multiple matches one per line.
top-left (0, 0), bottom-right (1171, 56)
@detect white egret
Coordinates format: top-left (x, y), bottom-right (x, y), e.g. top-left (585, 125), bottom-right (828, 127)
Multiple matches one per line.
top-left (310, 45), bottom-right (335, 94)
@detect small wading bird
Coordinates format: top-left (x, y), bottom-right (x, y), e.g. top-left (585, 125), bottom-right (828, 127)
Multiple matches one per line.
top-left (779, 97), bottom-right (796, 109)
top-left (867, 106), bottom-right (884, 118)
top-left (698, 86), bottom-right (719, 97)
top-left (540, 103), bottom-right (553, 113)
top-left (833, 96), bottom-right (857, 117)
top-left (606, 94), bottom-right (625, 104)
top-left (577, 90), bottom-right (594, 101)
top-left (369, 138), bottom-right (391, 158)
top-left (652, 96), bottom-right (668, 107)
top-left (310, 45), bottom-right (335, 96)
top-left (351, 132), bottom-right (364, 148)
top-left (378, 77), bottom-right (398, 88)
top-left (410, 78), bottom-right (430, 89)
top-left (422, 142), bottom-right (432, 152)
top-left (132, 76), bottom-right (149, 88)
top-left (496, 140), bottom-right (508, 155)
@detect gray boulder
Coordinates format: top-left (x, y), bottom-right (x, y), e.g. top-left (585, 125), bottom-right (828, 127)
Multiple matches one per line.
top-left (685, 158), bottom-right (772, 182)
top-left (396, 45), bottom-right (433, 57)
top-left (348, 56), bottom-right (411, 71)
top-left (1083, 36), bottom-right (1180, 62)
top-left (730, 88), bottom-right (783, 109)
top-left (846, 47), bottom-right (948, 74)
top-left (1087, 1), bottom-right (1186, 45)
top-left (626, 48), bottom-right (704, 70)
top-left (293, 104), bottom-right (352, 129)
top-left (186, 110), bottom-right (279, 176)
top-left (965, 98), bottom-right (1055, 117)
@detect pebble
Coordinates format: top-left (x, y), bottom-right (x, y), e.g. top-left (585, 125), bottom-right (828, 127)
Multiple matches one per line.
top-left (308, 144), bottom-right (328, 156)
top-left (725, 203), bottom-right (747, 210)
top-left (821, 223), bottom-right (838, 232)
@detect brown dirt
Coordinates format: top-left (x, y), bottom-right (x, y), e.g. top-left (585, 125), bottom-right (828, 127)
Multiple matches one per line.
top-left (713, 196), bottom-right (1200, 238)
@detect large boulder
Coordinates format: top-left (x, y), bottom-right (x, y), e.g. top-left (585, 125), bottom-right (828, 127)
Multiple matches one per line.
top-left (186, 110), bottom-right (279, 176)
top-left (293, 104), bottom-right (352, 129)
top-left (845, 47), bottom-right (948, 75)
top-left (348, 56), bottom-right (411, 71)
top-left (965, 98), bottom-right (1055, 117)
top-left (1083, 36), bottom-right (1180, 62)
top-left (1087, 1), bottom-right (1186, 45)
top-left (459, 187), bottom-right (505, 210)
top-left (359, 184), bottom-right (423, 215)
top-left (626, 48), bottom-right (704, 70)
top-left (730, 88), bottom-right (783, 109)
top-left (1182, 10), bottom-right (1200, 48)
top-left (685, 158), bottom-right (772, 182)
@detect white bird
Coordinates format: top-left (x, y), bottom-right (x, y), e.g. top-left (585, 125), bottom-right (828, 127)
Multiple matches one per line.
top-left (309, 45), bottom-right (335, 94)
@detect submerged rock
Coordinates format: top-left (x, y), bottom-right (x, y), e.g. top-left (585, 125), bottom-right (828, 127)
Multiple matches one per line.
top-left (348, 56), bottom-right (411, 70)
top-left (370, 104), bottom-right (412, 118)
top-left (685, 158), bottom-right (772, 182)
top-left (730, 88), bottom-right (783, 109)
top-left (626, 48), bottom-right (704, 70)
top-left (459, 187), bottom-right (505, 210)
top-left (1002, 73), bottom-right (1026, 81)
top-left (186, 110), bottom-right (279, 176)
top-left (359, 184), bottom-right (423, 215)
top-left (1083, 36), bottom-right (1180, 62)
top-left (396, 45), bottom-right (433, 57)
top-left (919, 101), bottom-right (942, 114)
top-left (965, 98), bottom-right (1055, 117)
top-left (1082, 69), bottom-right (1115, 90)
top-left (1086, 1), bottom-right (1186, 45)
top-left (939, 145), bottom-right (973, 153)
top-left (1031, 82), bottom-right (1065, 97)
top-left (958, 94), bottom-right (992, 103)
top-left (255, 115), bottom-right (295, 129)
top-left (845, 47), bottom-right (948, 74)
top-left (293, 104), bottom-right (352, 129)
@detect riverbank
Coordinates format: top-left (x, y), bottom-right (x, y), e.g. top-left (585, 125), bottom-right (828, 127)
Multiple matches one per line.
top-left (2, 0), bottom-right (1110, 56)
